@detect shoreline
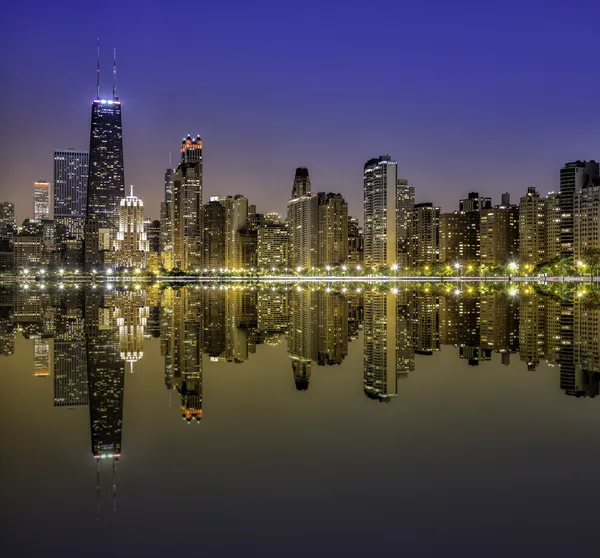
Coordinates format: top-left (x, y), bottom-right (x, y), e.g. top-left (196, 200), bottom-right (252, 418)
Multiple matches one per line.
top-left (0, 275), bottom-right (598, 284)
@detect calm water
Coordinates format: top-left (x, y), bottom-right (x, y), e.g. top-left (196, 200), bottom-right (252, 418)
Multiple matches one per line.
top-left (1, 283), bottom-right (599, 557)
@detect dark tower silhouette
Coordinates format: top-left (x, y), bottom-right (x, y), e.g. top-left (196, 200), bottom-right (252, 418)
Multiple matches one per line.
top-left (85, 41), bottom-right (125, 269)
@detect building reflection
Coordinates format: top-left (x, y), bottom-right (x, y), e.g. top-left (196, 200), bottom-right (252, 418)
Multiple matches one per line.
top-left (1, 284), bottom-right (600, 434)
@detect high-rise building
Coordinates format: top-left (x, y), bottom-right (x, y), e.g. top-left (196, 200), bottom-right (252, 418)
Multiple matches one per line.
top-left (287, 168), bottom-right (316, 269)
top-left (347, 216), bottom-right (364, 265)
top-left (160, 166), bottom-right (174, 256)
top-left (519, 187), bottom-right (545, 265)
top-left (53, 149), bottom-right (89, 240)
top-left (397, 179), bottom-right (415, 268)
top-left (171, 136), bottom-right (203, 271)
top-left (560, 161), bottom-right (600, 256)
top-left (144, 219), bottom-right (161, 253)
top-left (315, 192), bottom-right (348, 267)
top-left (85, 88), bottom-right (125, 269)
top-left (439, 211), bottom-right (460, 263)
top-left (203, 200), bottom-right (227, 269)
top-left (257, 223), bottom-right (289, 269)
top-left (33, 181), bottom-right (50, 220)
top-left (574, 183), bottom-right (600, 259)
top-left (479, 203), bottom-right (519, 267)
top-left (408, 203), bottom-right (440, 266)
top-left (0, 202), bottom-right (16, 235)
top-left (114, 185), bottom-right (148, 268)
top-left (545, 192), bottom-right (562, 261)
top-left (363, 155), bottom-right (398, 267)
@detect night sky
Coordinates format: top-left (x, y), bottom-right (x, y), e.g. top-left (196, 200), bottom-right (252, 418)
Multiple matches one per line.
top-left (1, 0), bottom-right (599, 223)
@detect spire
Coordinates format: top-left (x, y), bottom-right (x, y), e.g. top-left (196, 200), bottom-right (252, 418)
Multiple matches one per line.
top-left (130, 184), bottom-right (134, 197)
top-left (96, 38), bottom-right (101, 99)
top-left (113, 47), bottom-right (117, 99)
top-left (168, 151), bottom-right (172, 169)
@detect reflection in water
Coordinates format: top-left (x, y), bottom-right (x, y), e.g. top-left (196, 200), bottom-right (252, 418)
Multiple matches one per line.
top-left (2, 283), bottom-right (600, 453)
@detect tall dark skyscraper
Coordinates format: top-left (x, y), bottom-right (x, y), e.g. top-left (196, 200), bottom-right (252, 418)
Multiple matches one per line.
top-left (85, 47), bottom-right (125, 269)
top-left (53, 149), bottom-right (89, 240)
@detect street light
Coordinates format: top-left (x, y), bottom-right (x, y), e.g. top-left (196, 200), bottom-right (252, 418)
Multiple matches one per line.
top-left (508, 261), bottom-right (518, 280)
top-left (454, 262), bottom-right (462, 277)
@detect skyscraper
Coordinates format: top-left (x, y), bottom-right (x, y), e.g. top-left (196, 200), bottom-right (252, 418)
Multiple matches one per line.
top-left (559, 161), bottom-right (599, 256)
top-left (114, 185), bottom-right (149, 268)
top-left (363, 155), bottom-right (398, 267)
top-left (85, 53), bottom-right (125, 269)
top-left (53, 149), bottom-right (89, 240)
top-left (315, 192), bottom-right (348, 267)
top-left (396, 179), bottom-right (415, 268)
top-left (519, 187), bottom-right (545, 265)
top-left (33, 181), bottom-right (50, 220)
top-left (0, 202), bottom-right (16, 232)
top-left (171, 136), bottom-right (202, 271)
top-left (574, 182), bottom-right (600, 259)
top-left (257, 223), bottom-right (288, 269)
top-left (160, 165), bottom-right (174, 258)
top-left (203, 200), bottom-right (227, 269)
top-left (408, 203), bottom-right (440, 266)
top-left (287, 168), bottom-right (316, 269)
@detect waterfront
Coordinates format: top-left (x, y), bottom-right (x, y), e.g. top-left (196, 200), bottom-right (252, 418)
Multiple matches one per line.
top-left (1, 284), bottom-right (600, 557)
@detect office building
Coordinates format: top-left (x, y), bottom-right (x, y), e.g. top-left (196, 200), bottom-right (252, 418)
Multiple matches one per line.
top-left (33, 181), bottom-right (50, 220)
top-left (53, 149), bottom-right (89, 240)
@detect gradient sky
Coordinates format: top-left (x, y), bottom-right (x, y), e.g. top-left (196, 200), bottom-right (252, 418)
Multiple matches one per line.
top-left (1, 0), bottom-right (599, 223)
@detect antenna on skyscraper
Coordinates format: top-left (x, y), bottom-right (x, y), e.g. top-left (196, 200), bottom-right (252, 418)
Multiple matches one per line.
top-left (169, 151), bottom-right (172, 169)
top-left (113, 47), bottom-right (117, 99)
top-left (96, 38), bottom-right (101, 99)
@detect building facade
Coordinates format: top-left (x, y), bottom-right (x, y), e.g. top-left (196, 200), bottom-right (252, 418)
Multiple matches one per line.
top-left (53, 149), bottom-right (89, 240)
top-left (363, 155), bottom-right (398, 267)
top-left (85, 97), bottom-right (125, 269)
top-left (34, 181), bottom-right (50, 220)
top-left (560, 161), bottom-right (600, 256)
top-left (114, 186), bottom-right (149, 268)
top-left (171, 136), bottom-right (203, 271)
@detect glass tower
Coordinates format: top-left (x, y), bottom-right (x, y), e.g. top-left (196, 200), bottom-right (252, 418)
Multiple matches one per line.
top-left (85, 97), bottom-right (125, 268)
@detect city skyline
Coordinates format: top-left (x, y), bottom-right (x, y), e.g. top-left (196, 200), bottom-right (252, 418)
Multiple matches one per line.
top-left (2, 1), bottom-right (600, 223)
